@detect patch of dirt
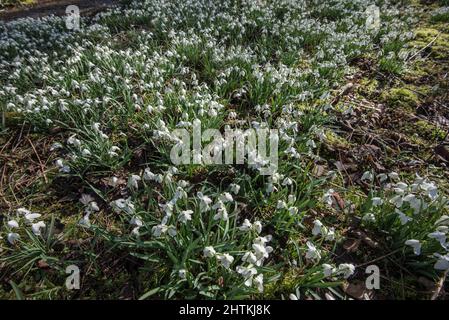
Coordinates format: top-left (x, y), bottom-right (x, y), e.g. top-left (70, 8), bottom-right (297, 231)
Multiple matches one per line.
top-left (0, 0), bottom-right (119, 21)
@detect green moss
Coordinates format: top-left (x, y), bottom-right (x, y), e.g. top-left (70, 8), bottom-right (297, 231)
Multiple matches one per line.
top-left (382, 87), bottom-right (420, 110)
top-left (411, 28), bottom-right (449, 60)
top-left (414, 119), bottom-right (446, 140)
top-left (324, 129), bottom-right (352, 149)
top-left (358, 78), bottom-right (378, 97)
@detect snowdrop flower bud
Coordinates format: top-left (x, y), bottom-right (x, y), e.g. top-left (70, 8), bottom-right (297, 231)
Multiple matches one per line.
top-left (219, 192), bottom-right (234, 203)
top-left (203, 246), bottom-right (216, 258)
top-left (7, 233), bottom-right (20, 245)
top-left (325, 227), bottom-right (335, 241)
top-left (253, 221), bottom-right (262, 234)
top-left (217, 253), bottom-right (234, 269)
top-left (277, 200), bottom-right (287, 210)
top-left (289, 293), bottom-right (299, 300)
top-left (242, 252), bottom-right (258, 264)
top-left (405, 239), bottom-right (421, 255)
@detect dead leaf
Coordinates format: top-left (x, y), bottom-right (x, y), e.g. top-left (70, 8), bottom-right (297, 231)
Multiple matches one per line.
top-left (343, 238), bottom-right (361, 252)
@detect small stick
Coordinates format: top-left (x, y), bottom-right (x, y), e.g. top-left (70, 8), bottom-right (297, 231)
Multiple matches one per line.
top-left (27, 137), bottom-right (48, 184)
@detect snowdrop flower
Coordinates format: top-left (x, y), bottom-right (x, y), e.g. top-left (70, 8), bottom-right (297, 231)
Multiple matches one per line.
top-left (390, 195), bottom-right (403, 208)
top-left (25, 212), bottom-right (42, 222)
top-left (109, 176), bottom-right (119, 187)
top-left (377, 173), bottom-right (388, 183)
top-left (31, 221), bottom-right (46, 236)
top-left (396, 209), bottom-right (412, 225)
top-left (236, 265), bottom-right (258, 286)
top-left (322, 264), bottom-right (334, 277)
top-left (403, 194), bottom-right (422, 214)
top-left (178, 269), bottom-right (187, 279)
top-left (242, 252), bottom-right (258, 264)
top-left (17, 208), bottom-right (31, 215)
top-left (289, 293), bottom-right (299, 300)
top-left (325, 227), bottom-right (335, 241)
top-left (337, 263), bottom-right (355, 279)
top-left (252, 243), bottom-right (273, 261)
top-left (371, 197), bottom-right (383, 206)
top-left (230, 183), bottom-right (240, 194)
top-left (239, 219), bottom-right (253, 232)
top-left (197, 192), bottom-right (212, 212)
top-left (428, 232), bottom-right (447, 247)
top-left (362, 213), bottom-right (376, 223)
top-left (217, 253), bottom-right (234, 269)
top-left (79, 213), bottom-right (91, 227)
top-left (253, 221), bottom-right (262, 234)
top-left (305, 241), bottom-right (321, 261)
top-left (253, 274), bottom-right (264, 292)
top-left (80, 194), bottom-right (95, 206)
top-left (405, 239), bottom-right (421, 255)
top-left (277, 200), bottom-right (287, 210)
top-left (127, 174), bottom-right (141, 189)
top-left (434, 253), bottom-right (449, 271)
top-left (282, 177), bottom-right (293, 186)
top-left (213, 204), bottom-right (228, 221)
top-left (7, 233), bottom-right (20, 245)
top-left (55, 159), bottom-right (70, 173)
top-left (420, 181), bottom-right (438, 200)
top-left (220, 192), bottom-right (234, 203)
top-left (435, 215), bottom-right (449, 226)
top-left (312, 220), bottom-right (324, 236)
top-left (178, 210), bottom-right (193, 224)
top-left (306, 139), bottom-right (316, 149)
top-left (288, 207), bottom-right (298, 215)
top-left (389, 172), bottom-right (399, 180)
top-left (323, 189), bottom-right (335, 206)
top-left (7, 220), bottom-right (19, 229)
top-left (203, 246), bottom-right (216, 258)
top-left (152, 224), bottom-right (168, 237)
top-left (361, 171), bottom-right (374, 182)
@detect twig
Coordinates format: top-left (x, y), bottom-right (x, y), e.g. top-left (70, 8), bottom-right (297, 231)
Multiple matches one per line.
top-left (27, 137), bottom-right (48, 184)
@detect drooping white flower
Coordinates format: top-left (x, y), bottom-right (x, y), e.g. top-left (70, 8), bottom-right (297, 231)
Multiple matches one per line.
top-left (7, 220), bottom-right (19, 229)
top-left (213, 207), bottom-right (228, 221)
top-left (405, 239), bottom-right (421, 255)
top-left (434, 253), bottom-right (449, 271)
top-left (80, 194), bottom-right (95, 205)
top-left (230, 183), bottom-right (241, 194)
top-left (127, 174), bottom-right (141, 189)
top-left (289, 293), bottom-right (299, 300)
top-left (219, 192), bottom-right (234, 203)
top-left (17, 208), bottom-right (31, 215)
top-left (282, 177), bottom-right (293, 186)
top-left (390, 195), bottom-right (403, 208)
top-left (178, 269), bottom-right (187, 279)
top-left (277, 200), bottom-right (287, 210)
top-left (337, 263), bottom-right (355, 279)
top-left (322, 263), bottom-right (334, 277)
top-left (217, 253), bottom-right (234, 269)
top-left (396, 209), bottom-right (412, 225)
top-left (253, 273), bottom-right (264, 292)
top-left (197, 192), bottom-right (212, 212)
top-left (323, 189), bottom-right (335, 206)
top-left (7, 232), bottom-right (20, 245)
top-left (203, 246), bottom-right (217, 258)
top-left (242, 251), bottom-right (258, 264)
top-left (239, 219), bottom-right (253, 232)
top-left (252, 243), bottom-right (273, 260)
top-left (361, 171), bottom-right (374, 182)
top-left (178, 210), bottom-right (193, 224)
top-left (312, 220), bottom-right (323, 236)
top-left (236, 265), bottom-right (258, 287)
top-left (428, 232), bottom-right (447, 247)
top-left (362, 213), bottom-right (376, 223)
top-left (371, 197), bottom-right (383, 206)
top-left (31, 221), bottom-right (46, 236)
top-left (25, 212), bottom-right (42, 222)
top-left (325, 227), bottom-right (335, 241)
top-left (305, 241), bottom-right (321, 261)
